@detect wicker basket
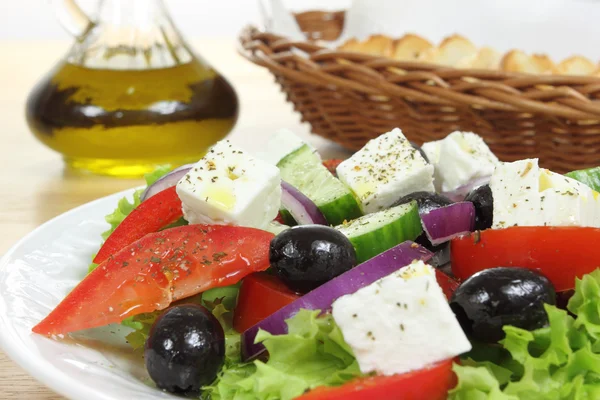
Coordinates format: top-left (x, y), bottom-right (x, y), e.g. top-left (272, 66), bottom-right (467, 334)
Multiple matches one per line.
top-left (239, 10), bottom-right (600, 172)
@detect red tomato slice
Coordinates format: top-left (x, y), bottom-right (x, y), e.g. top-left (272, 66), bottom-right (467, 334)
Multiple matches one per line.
top-left (451, 226), bottom-right (600, 291)
top-left (435, 269), bottom-right (460, 300)
top-left (296, 359), bottom-right (455, 400)
top-left (93, 186), bottom-right (183, 264)
top-left (322, 159), bottom-right (343, 176)
top-left (233, 272), bottom-right (299, 333)
top-left (33, 225), bottom-right (273, 336)
top-left (274, 212), bottom-right (286, 225)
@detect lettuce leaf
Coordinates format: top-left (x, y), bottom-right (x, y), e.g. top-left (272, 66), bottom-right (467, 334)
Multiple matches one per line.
top-left (202, 310), bottom-right (362, 400)
top-left (450, 269), bottom-right (600, 399)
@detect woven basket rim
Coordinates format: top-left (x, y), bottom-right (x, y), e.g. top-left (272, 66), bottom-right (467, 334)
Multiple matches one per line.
top-left (240, 24), bottom-right (600, 82)
top-left (239, 25), bottom-right (600, 121)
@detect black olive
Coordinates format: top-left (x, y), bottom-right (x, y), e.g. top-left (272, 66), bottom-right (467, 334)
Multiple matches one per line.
top-left (410, 141), bottom-right (429, 163)
top-left (465, 184), bottom-right (493, 230)
top-left (393, 191), bottom-right (453, 215)
top-left (394, 191), bottom-right (454, 260)
top-left (270, 225), bottom-right (357, 293)
top-left (450, 267), bottom-right (556, 343)
top-left (145, 304), bottom-right (225, 395)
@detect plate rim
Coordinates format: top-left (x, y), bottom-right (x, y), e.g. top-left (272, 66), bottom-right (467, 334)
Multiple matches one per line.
top-left (0, 187), bottom-right (140, 400)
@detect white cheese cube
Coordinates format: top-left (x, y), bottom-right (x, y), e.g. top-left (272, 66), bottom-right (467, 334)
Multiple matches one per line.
top-left (540, 169), bottom-right (600, 227)
top-left (332, 260), bottom-right (472, 376)
top-left (336, 128), bottom-right (434, 214)
top-left (256, 129), bottom-right (319, 166)
top-left (426, 131), bottom-right (499, 192)
top-left (421, 140), bottom-right (442, 190)
top-left (490, 159), bottom-right (541, 228)
top-left (421, 140), bottom-right (441, 164)
top-left (176, 140), bottom-right (281, 230)
top-left (490, 158), bottom-right (600, 228)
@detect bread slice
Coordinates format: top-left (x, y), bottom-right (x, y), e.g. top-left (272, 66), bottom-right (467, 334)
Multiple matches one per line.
top-left (469, 47), bottom-right (502, 70)
top-left (419, 34), bottom-right (478, 67)
top-left (558, 56), bottom-right (597, 76)
top-left (501, 50), bottom-right (557, 74)
top-left (391, 34), bottom-right (433, 61)
top-left (339, 35), bottom-right (394, 56)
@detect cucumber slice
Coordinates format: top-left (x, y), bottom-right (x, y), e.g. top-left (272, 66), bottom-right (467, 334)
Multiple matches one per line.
top-left (278, 145), bottom-right (362, 226)
top-left (336, 201), bottom-right (422, 263)
top-left (566, 166), bottom-right (600, 192)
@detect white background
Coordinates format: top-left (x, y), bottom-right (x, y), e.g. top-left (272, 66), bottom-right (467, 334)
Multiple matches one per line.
top-left (0, 0), bottom-right (350, 40)
top-left (1, 0), bottom-right (599, 61)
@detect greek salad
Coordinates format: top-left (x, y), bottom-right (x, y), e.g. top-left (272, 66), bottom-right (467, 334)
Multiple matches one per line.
top-left (32, 128), bottom-right (600, 400)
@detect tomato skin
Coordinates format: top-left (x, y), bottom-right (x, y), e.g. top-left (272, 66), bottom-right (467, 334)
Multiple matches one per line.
top-left (93, 186), bottom-right (183, 264)
top-left (296, 359), bottom-right (455, 400)
top-left (451, 227), bottom-right (600, 291)
top-left (435, 269), bottom-right (460, 300)
top-left (274, 212), bottom-right (286, 225)
top-left (33, 225), bottom-right (273, 336)
top-left (233, 272), bottom-right (300, 333)
top-left (322, 159), bottom-right (343, 176)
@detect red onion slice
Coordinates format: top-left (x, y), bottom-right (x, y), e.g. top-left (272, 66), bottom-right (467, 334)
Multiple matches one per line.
top-left (141, 164), bottom-right (194, 201)
top-left (421, 202), bottom-right (475, 246)
top-left (442, 176), bottom-right (491, 202)
top-left (241, 241), bottom-right (433, 361)
top-left (281, 180), bottom-right (328, 225)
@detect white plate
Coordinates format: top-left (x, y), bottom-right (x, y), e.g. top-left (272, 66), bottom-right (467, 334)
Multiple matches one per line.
top-left (0, 189), bottom-right (180, 400)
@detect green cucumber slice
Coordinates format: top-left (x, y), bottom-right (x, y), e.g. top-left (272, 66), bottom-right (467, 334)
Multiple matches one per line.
top-left (336, 201), bottom-right (422, 263)
top-left (566, 166), bottom-right (600, 192)
top-left (278, 145), bottom-right (362, 226)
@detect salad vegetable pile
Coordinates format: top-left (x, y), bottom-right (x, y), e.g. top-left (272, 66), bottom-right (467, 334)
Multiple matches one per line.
top-left (32, 127), bottom-right (600, 399)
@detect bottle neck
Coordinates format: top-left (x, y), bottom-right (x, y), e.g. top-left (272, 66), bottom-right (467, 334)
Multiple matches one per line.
top-left (67, 0), bottom-right (193, 69)
top-left (95, 0), bottom-right (168, 28)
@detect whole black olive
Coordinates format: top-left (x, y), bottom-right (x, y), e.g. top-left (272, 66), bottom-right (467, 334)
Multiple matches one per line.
top-left (394, 191), bottom-right (453, 215)
top-left (410, 142), bottom-right (429, 163)
top-left (270, 225), bottom-right (357, 293)
top-left (145, 304), bottom-right (225, 395)
top-left (394, 192), bottom-right (454, 260)
top-left (465, 184), bottom-right (493, 230)
top-left (450, 267), bottom-right (556, 343)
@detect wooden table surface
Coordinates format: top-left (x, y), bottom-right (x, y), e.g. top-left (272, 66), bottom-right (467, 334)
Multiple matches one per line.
top-left (0, 38), bottom-right (351, 399)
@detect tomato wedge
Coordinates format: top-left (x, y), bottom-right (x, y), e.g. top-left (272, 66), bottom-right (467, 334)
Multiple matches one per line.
top-left (33, 225), bottom-right (273, 336)
top-left (451, 226), bottom-right (600, 291)
top-left (93, 186), bottom-right (183, 264)
top-left (435, 269), bottom-right (460, 300)
top-left (322, 159), bottom-right (343, 176)
top-left (296, 359), bottom-right (455, 400)
top-left (233, 272), bottom-right (299, 333)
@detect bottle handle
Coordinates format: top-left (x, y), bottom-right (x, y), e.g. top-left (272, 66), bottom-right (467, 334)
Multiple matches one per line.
top-left (51, 0), bottom-right (93, 39)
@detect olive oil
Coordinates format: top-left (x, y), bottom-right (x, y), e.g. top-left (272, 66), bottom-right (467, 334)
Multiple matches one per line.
top-left (26, 61), bottom-right (238, 177)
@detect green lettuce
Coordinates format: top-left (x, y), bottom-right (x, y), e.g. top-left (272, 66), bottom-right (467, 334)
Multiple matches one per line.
top-left (450, 269), bottom-right (600, 400)
top-left (202, 310), bottom-right (362, 400)
top-left (88, 165), bottom-right (174, 272)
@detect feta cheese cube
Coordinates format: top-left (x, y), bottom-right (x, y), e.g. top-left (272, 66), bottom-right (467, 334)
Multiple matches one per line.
top-left (489, 159), bottom-right (541, 228)
top-left (332, 260), bottom-right (472, 376)
top-left (336, 128), bottom-right (434, 214)
top-left (490, 158), bottom-right (600, 228)
top-left (424, 131), bottom-right (499, 192)
top-left (256, 129), bottom-right (318, 166)
top-left (176, 140), bottom-right (281, 229)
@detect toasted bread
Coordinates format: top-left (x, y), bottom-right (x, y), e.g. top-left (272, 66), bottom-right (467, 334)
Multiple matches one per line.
top-left (501, 50), bottom-right (556, 74)
top-left (391, 34), bottom-right (433, 61)
top-left (339, 35), bottom-right (394, 57)
top-left (558, 56), bottom-right (597, 76)
top-left (339, 33), bottom-right (599, 76)
top-left (420, 34), bottom-right (478, 67)
top-left (469, 47), bottom-right (502, 70)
